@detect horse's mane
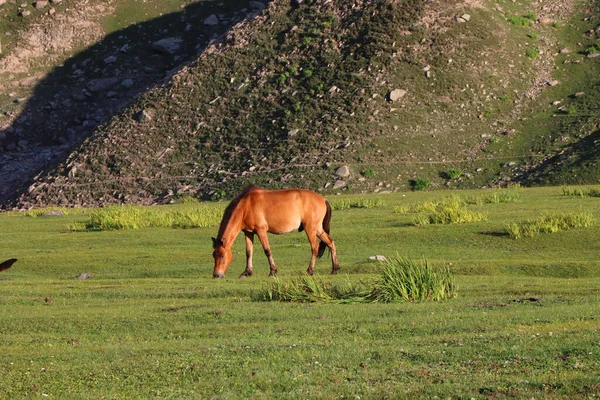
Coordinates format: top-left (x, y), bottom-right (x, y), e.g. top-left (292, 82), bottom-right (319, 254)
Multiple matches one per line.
top-left (216, 184), bottom-right (260, 241)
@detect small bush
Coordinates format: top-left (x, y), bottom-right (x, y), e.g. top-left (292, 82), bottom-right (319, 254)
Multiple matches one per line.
top-left (361, 168), bottom-right (376, 178)
top-left (526, 48), bottom-right (539, 59)
top-left (410, 178), bottom-right (430, 191)
top-left (505, 212), bottom-right (595, 239)
top-left (445, 169), bottom-right (462, 180)
top-left (508, 15), bottom-right (533, 26)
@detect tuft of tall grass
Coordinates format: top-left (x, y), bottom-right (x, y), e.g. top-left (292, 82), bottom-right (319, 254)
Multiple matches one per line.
top-left (77, 205), bottom-right (224, 231)
top-left (251, 274), bottom-right (368, 303)
top-left (462, 189), bottom-right (521, 205)
top-left (505, 212), bottom-right (595, 239)
top-left (368, 257), bottom-right (457, 302)
top-left (411, 196), bottom-right (486, 226)
top-left (562, 186), bottom-right (600, 198)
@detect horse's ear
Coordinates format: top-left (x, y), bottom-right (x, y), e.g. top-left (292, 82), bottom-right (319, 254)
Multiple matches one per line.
top-left (211, 237), bottom-right (218, 247)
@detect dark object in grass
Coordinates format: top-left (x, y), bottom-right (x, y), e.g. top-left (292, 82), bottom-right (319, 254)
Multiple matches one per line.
top-left (0, 259), bottom-right (17, 272)
top-left (512, 297), bottom-right (544, 303)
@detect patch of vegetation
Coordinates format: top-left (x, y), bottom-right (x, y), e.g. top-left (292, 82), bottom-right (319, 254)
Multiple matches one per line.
top-left (361, 168), bottom-right (376, 178)
top-left (505, 212), bottom-right (595, 239)
top-left (76, 205), bottom-right (223, 231)
top-left (525, 47), bottom-right (539, 58)
top-left (413, 202), bottom-right (486, 226)
top-left (253, 257), bottom-right (456, 303)
top-left (507, 14), bottom-right (535, 26)
top-left (444, 169), bottom-right (462, 180)
top-left (410, 178), bottom-right (431, 191)
top-left (330, 197), bottom-right (386, 211)
top-left (562, 186), bottom-right (600, 197)
top-left (367, 257), bottom-right (457, 302)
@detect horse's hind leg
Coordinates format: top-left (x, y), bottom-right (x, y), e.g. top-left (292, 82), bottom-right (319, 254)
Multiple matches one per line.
top-left (306, 233), bottom-right (319, 276)
top-left (317, 231), bottom-right (341, 274)
top-left (256, 229), bottom-right (278, 276)
top-left (240, 232), bottom-right (255, 278)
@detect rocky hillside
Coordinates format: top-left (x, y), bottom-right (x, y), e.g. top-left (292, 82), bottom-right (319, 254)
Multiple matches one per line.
top-left (1, 0), bottom-right (599, 209)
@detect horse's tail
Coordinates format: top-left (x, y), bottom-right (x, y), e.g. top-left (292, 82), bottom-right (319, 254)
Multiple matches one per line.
top-left (318, 200), bottom-right (332, 258)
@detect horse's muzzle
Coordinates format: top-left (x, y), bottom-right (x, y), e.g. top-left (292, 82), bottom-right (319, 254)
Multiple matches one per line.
top-left (213, 272), bottom-right (225, 278)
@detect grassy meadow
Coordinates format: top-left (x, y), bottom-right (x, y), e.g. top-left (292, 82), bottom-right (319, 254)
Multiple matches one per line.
top-left (1, 186), bottom-right (599, 398)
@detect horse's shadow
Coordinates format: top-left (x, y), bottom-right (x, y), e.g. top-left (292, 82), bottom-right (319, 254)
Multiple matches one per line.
top-left (0, 0), bottom-right (269, 204)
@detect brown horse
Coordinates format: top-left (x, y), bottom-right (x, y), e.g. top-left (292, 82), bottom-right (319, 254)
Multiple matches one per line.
top-left (212, 185), bottom-right (340, 278)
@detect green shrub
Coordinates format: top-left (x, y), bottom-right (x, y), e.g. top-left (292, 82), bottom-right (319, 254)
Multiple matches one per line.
top-left (508, 15), bottom-right (533, 26)
top-left (526, 48), bottom-right (539, 58)
top-left (410, 178), bottom-right (430, 191)
top-left (445, 169), bottom-right (462, 180)
top-left (361, 168), bottom-right (376, 178)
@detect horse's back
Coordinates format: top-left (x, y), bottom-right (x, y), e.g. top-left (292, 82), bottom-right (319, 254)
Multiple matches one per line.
top-left (244, 188), bottom-right (327, 233)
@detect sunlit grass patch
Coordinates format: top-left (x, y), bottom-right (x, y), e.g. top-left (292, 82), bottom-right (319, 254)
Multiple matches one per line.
top-left (74, 205), bottom-right (224, 231)
top-left (330, 197), bottom-right (386, 211)
top-left (462, 188), bottom-right (521, 205)
top-left (562, 186), bottom-right (600, 198)
top-left (505, 212), bottom-right (595, 239)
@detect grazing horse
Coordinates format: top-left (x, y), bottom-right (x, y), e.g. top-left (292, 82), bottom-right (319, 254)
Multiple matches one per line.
top-left (212, 185), bottom-right (340, 278)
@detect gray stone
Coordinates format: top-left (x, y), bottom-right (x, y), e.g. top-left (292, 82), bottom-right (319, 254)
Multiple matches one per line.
top-left (388, 89), bottom-right (406, 102)
top-left (121, 79), bottom-right (134, 89)
top-left (332, 180), bottom-right (346, 190)
top-left (203, 14), bottom-right (220, 26)
top-left (152, 38), bottom-right (183, 55)
top-left (368, 255), bottom-right (387, 262)
top-left (335, 165), bottom-right (351, 178)
top-left (34, 1), bottom-right (48, 9)
top-left (76, 273), bottom-right (92, 280)
top-left (87, 77), bottom-right (119, 92)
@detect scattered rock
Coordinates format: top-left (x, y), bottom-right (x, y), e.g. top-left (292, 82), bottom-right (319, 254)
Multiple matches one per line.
top-left (19, 9), bottom-right (31, 17)
top-left (87, 77), bottom-right (119, 93)
top-left (135, 108), bottom-right (156, 122)
top-left (368, 255), bottom-right (387, 262)
top-left (34, 1), bottom-right (48, 9)
top-left (43, 210), bottom-right (64, 216)
top-left (203, 14), bottom-right (220, 26)
top-left (121, 79), bottom-right (134, 89)
top-left (546, 80), bottom-right (559, 87)
top-left (456, 14), bottom-right (471, 23)
top-left (586, 53), bottom-right (600, 59)
top-left (332, 180), bottom-right (346, 190)
top-left (335, 165), bottom-right (351, 178)
top-left (387, 89), bottom-right (406, 102)
top-left (287, 129), bottom-right (299, 137)
top-left (559, 47), bottom-right (570, 54)
top-left (574, 92), bottom-right (585, 97)
top-left (152, 38), bottom-right (183, 55)
top-left (76, 273), bottom-right (92, 280)
top-left (104, 55), bottom-right (117, 64)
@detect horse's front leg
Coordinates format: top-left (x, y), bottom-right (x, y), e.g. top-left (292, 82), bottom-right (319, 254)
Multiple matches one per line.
top-left (256, 230), bottom-right (277, 276)
top-left (240, 232), bottom-right (255, 278)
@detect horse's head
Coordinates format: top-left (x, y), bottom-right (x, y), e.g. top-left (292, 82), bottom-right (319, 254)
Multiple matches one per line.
top-left (212, 237), bottom-right (232, 278)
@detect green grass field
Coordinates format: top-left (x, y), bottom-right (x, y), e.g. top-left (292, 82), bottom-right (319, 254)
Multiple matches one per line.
top-left (1, 186), bottom-right (599, 398)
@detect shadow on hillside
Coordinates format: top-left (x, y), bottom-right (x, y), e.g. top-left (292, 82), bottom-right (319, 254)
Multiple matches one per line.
top-left (520, 128), bottom-right (600, 186)
top-left (0, 0), bottom-right (270, 205)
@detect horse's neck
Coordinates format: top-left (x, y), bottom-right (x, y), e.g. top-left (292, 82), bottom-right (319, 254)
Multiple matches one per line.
top-left (218, 204), bottom-right (244, 246)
